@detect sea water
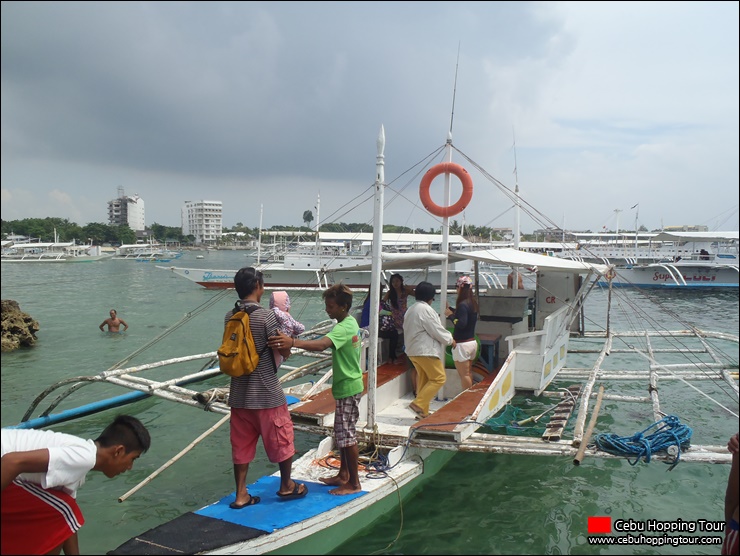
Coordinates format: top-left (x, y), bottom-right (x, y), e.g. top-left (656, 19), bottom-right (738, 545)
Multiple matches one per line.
top-left (1, 250), bottom-right (738, 555)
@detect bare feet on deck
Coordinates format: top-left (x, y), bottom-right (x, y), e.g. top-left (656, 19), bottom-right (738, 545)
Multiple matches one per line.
top-left (320, 474), bottom-right (361, 493)
top-left (319, 474), bottom-right (345, 486)
top-left (329, 483), bottom-right (362, 496)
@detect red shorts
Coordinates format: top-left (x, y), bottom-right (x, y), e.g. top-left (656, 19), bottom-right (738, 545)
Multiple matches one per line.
top-left (1, 481), bottom-right (84, 555)
top-left (230, 405), bottom-right (295, 464)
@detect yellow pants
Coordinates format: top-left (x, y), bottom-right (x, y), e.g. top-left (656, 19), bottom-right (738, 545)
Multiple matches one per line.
top-left (408, 355), bottom-right (446, 414)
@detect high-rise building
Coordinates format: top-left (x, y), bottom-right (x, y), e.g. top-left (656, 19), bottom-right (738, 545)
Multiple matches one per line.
top-left (108, 187), bottom-right (145, 231)
top-left (182, 200), bottom-right (223, 245)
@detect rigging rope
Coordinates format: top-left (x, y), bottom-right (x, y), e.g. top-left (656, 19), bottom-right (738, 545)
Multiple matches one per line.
top-left (591, 415), bottom-right (693, 468)
top-left (105, 288), bottom-right (231, 371)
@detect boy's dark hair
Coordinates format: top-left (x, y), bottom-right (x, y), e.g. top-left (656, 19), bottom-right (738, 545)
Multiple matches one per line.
top-left (323, 283), bottom-right (353, 310)
top-left (414, 281), bottom-right (436, 303)
top-left (234, 267), bottom-right (264, 299)
top-left (95, 415), bottom-right (151, 454)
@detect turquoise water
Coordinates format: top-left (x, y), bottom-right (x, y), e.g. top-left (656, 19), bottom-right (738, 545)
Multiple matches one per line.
top-left (1, 251), bottom-right (738, 555)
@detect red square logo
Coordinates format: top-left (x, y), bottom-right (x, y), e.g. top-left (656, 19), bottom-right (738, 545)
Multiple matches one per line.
top-left (588, 516), bottom-right (612, 534)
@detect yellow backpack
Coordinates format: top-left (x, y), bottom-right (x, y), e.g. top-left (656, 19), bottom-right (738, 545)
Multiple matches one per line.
top-left (217, 305), bottom-right (262, 377)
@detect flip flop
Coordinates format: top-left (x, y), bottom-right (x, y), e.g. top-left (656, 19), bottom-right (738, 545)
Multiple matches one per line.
top-left (229, 494), bottom-right (260, 509)
top-left (276, 482), bottom-right (308, 501)
top-left (409, 403), bottom-right (428, 419)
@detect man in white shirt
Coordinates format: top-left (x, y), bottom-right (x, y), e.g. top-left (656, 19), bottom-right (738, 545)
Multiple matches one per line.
top-left (402, 281), bottom-right (455, 418)
top-left (1, 415), bottom-right (150, 555)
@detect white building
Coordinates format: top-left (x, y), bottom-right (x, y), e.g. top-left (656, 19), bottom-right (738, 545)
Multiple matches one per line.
top-left (107, 187), bottom-right (145, 231)
top-left (182, 200), bottom-right (223, 245)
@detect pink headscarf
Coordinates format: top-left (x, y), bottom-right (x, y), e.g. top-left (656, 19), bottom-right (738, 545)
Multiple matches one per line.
top-left (270, 290), bottom-right (290, 312)
top-left (456, 275), bottom-right (472, 288)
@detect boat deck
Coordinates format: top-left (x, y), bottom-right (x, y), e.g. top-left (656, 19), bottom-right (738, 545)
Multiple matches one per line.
top-left (290, 359), bottom-right (412, 427)
top-left (290, 354), bottom-right (503, 448)
top-left (411, 371), bottom-right (498, 441)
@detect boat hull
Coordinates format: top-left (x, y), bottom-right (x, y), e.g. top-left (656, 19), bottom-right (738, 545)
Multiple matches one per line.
top-left (599, 263), bottom-right (739, 288)
top-left (159, 264), bottom-right (473, 291)
top-left (0, 254), bottom-right (113, 263)
top-left (109, 443), bottom-right (456, 555)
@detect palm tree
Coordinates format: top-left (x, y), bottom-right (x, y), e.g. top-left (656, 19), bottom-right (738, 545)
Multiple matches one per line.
top-left (302, 210), bottom-right (314, 229)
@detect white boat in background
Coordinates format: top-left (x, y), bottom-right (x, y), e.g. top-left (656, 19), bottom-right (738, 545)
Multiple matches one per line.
top-left (157, 231), bottom-right (495, 290)
top-left (594, 231), bottom-right (739, 288)
top-left (112, 242), bottom-right (183, 262)
top-left (1, 239), bottom-right (113, 263)
top-left (561, 230), bottom-right (738, 266)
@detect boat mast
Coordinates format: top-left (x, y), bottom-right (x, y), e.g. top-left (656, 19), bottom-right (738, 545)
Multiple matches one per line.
top-left (367, 125), bottom-right (386, 429)
top-left (439, 50), bottom-right (461, 321)
top-left (315, 193), bottom-right (321, 264)
top-left (633, 203), bottom-right (639, 250)
top-left (439, 132), bottom-right (452, 321)
top-left (513, 132), bottom-right (521, 286)
top-left (257, 204), bottom-right (263, 266)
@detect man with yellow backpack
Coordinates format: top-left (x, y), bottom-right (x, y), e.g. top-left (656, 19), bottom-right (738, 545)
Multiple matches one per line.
top-left (221, 267), bottom-right (308, 508)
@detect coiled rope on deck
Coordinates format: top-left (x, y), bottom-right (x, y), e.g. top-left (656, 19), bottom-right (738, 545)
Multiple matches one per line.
top-left (592, 415), bottom-right (693, 467)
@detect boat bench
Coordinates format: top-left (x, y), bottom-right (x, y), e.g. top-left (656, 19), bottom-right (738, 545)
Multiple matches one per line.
top-left (290, 362), bottom-right (409, 428)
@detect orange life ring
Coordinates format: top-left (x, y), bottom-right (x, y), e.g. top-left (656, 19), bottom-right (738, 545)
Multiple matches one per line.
top-left (419, 162), bottom-right (474, 218)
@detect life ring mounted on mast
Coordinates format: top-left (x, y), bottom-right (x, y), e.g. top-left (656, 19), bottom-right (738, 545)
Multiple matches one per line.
top-left (419, 162), bottom-right (474, 218)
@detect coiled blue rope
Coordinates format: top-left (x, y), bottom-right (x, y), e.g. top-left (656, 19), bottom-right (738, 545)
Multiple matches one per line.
top-left (592, 415), bottom-right (692, 467)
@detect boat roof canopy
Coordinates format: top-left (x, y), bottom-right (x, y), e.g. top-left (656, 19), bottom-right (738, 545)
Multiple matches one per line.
top-left (338, 248), bottom-right (608, 275)
top-left (449, 248), bottom-right (609, 274)
top-left (650, 231), bottom-right (739, 242)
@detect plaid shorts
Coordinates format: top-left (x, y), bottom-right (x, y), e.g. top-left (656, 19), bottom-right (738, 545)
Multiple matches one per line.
top-left (333, 393), bottom-right (361, 448)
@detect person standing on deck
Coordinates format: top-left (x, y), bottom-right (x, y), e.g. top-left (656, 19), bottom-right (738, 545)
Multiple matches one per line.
top-left (445, 275), bottom-right (479, 390)
top-left (225, 267), bottom-right (307, 508)
top-left (403, 281), bottom-right (455, 418)
top-left (99, 309), bottom-right (128, 333)
top-left (1, 415), bottom-right (150, 555)
top-left (507, 270), bottom-right (524, 289)
top-left (361, 285), bottom-right (399, 364)
top-left (269, 283), bottom-right (364, 495)
top-left (384, 273), bottom-right (417, 384)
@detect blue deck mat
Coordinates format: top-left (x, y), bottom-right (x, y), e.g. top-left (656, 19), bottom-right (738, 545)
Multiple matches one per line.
top-left (195, 475), bottom-right (366, 532)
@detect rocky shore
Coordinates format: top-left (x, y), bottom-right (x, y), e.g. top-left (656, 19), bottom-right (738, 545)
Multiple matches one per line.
top-left (1, 299), bottom-right (39, 352)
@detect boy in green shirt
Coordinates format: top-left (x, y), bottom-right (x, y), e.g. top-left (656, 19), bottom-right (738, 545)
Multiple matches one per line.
top-left (269, 284), bottom-right (364, 495)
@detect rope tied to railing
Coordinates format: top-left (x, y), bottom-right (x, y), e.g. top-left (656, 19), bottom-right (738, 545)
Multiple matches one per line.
top-left (592, 415), bottom-right (693, 469)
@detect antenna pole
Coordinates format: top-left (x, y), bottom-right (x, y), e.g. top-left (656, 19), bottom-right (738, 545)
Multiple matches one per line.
top-left (449, 42), bottom-right (461, 135)
top-left (513, 129), bottom-right (521, 287)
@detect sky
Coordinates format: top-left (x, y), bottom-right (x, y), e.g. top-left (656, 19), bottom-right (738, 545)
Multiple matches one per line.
top-left (2, 1), bottom-right (738, 235)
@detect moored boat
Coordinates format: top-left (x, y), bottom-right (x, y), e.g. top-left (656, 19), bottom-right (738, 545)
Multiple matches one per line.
top-left (10, 126), bottom-right (737, 555)
top-left (157, 261), bottom-right (476, 291)
top-left (593, 232), bottom-right (739, 288)
top-left (112, 242), bottom-right (183, 262)
top-left (1, 239), bottom-right (113, 263)
top-left (156, 231), bottom-right (493, 290)
top-left (559, 230), bottom-right (739, 267)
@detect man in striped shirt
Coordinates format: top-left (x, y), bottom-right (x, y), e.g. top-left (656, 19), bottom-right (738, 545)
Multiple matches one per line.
top-left (225, 267), bottom-right (308, 509)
